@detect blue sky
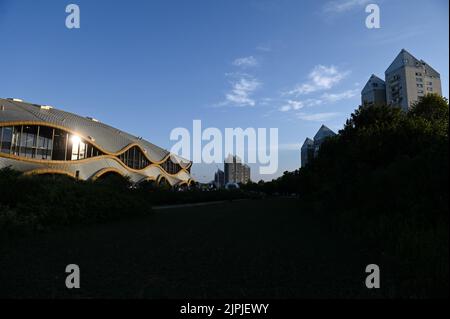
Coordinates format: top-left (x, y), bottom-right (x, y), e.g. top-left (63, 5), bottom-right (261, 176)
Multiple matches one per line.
top-left (0, 0), bottom-right (448, 182)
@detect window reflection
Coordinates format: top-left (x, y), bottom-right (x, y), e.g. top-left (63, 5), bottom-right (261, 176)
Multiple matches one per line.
top-left (0, 125), bottom-right (192, 173)
top-left (70, 135), bottom-right (88, 160)
top-left (0, 126), bottom-right (13, 154)
top-left (37, 126), bottom-right (53, 160)
top-left (0, 125), bottom-right (103, 161)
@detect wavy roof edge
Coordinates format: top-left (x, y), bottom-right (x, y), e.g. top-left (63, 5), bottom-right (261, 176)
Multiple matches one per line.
top-left (0, 98), bottom-right (191, 167)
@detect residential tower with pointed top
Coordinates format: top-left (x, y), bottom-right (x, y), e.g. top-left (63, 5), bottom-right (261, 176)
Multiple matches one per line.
top-left (361, 49), bottom-right (442, 111)
top-left (361, 74), bottom-right (387, 106)
top-left (301, 125), bottom-right (336, 168)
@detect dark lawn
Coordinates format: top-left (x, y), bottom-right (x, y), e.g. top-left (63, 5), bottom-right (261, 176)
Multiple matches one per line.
top-left (0, 198), bottom-right (382, 298)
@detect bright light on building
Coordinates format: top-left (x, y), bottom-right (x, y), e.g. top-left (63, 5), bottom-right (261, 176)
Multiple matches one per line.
top-left (71, 135), bottom-right (81, 145)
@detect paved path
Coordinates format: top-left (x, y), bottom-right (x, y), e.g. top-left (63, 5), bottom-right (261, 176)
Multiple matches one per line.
top-left (153, 200), bottom-right (227, 210)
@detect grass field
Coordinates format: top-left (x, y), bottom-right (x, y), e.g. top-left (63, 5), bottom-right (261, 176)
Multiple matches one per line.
top-left (0, 198), bottom-right (383, 298)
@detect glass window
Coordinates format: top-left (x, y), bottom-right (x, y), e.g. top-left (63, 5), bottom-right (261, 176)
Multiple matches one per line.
top-left (36, 126), bottom-right (53, 160)
top-left (68, 134), bottom-right (89, 160)
top-left (118, 146), bottom-right (151, 170)
top-left (160, 158), bottom-right (182, 175)
top-left (1, 125), bottom-right (102, 161)
top-left (20, 125), bottom-right (38, 158)
top-left (0, 126), bottom-right (13, 154)
top-left (11, 126), bottom-right (22, 156)
top-left (52, 129), bottom-right (68, 160)
top-left (79, 141), bottom-right (87, 160)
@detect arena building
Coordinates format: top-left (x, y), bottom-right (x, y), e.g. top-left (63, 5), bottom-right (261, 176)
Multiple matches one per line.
top-left (0, 98), bottom-right (193, 187)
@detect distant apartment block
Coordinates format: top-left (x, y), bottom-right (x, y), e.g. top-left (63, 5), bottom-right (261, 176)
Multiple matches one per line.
top-left (362, 49), bottom-right (442, 111)
top-left (242, 164), bottom-right (251, 184)
top-left (301, 138), bottom-right (314, 168)
top-left (224, 155), bottom-right (251, 184)
top-left (361, 74), bottom-right (387, 106)
top-left (301, 125), bottom-right (336, 168)
top-left (214, 169), bottom-right (225, 188)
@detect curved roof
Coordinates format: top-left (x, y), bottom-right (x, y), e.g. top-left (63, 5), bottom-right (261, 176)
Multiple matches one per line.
top-left (0, 98), bottom-right (191, 168)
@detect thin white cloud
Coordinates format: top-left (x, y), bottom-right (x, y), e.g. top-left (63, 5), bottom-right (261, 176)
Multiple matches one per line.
top-left (297, 112), bottom-right (341, 122)
top-left (232, 56), bottom-right (259, 68)
top-left (259, 97), bottom-right (275, 106)
top-left (321, 89), bottom-right (358, 102)
top-left (279, 105), bottom-right (291, 112)
top-left (279, 100), bottom-right (304, 112)
top-left (366, 27), bottom-right (425, 46)
top-left (323, 0), bottom-right (371, 13)
top-left (278, 143), bottom-right (301, 151)
top-left (278, 89), bottom-right (357, 113)
top-left (256, 45), bottom-right (271, 52)
top-left (286, 65), bottom-right (350, 96)
top-left (224, 74), bottom-right (261, 107)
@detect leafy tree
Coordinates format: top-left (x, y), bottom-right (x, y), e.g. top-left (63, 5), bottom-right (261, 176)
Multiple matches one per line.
top-left (247, 96), bottom-right (449, 296)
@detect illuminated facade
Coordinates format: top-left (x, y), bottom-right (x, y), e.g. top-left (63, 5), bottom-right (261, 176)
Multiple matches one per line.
top-left (361, 49), bottom-right (442, 111)
top-left (0, 98), bottom-right (193, 187)
top-left (224, 155), bottom-right (251, 185)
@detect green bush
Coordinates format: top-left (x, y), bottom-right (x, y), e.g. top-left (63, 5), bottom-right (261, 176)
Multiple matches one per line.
top-left (0, 167), bottom-right (254, 236)
top-left (0, 170), bottom-right (153, 235)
